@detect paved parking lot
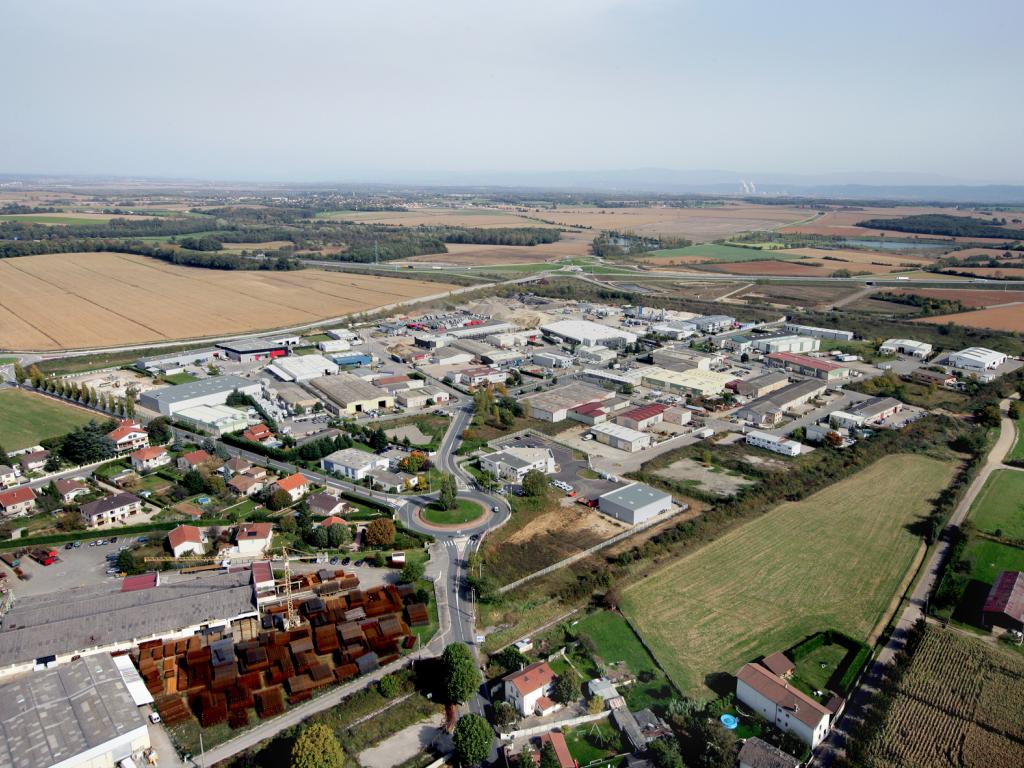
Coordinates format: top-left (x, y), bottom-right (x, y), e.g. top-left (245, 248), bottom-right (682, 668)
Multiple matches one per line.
top-left (497, 432), bottom-right (619, 499)
top-left (3, 535), bottom-right (149, 598)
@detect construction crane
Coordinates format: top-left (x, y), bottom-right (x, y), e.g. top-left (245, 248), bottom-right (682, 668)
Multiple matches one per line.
top-left (275, 546), bottom-right (330, 629)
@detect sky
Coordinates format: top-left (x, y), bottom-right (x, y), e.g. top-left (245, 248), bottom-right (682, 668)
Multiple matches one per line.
top-left (3, 0), bottom-right (1023, 185)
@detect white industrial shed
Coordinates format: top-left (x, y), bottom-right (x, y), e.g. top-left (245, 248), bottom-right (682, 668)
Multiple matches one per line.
top-left (541, 319), bottom-right (638, 349)
top-left (598, 483), bottom-right (672, 525)
top-left (948, 347), bottom-right (1007, 371)
top-left (138, 375), bottom-right (260, 416)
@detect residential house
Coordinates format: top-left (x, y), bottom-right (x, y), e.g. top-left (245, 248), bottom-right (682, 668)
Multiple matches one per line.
top-left (106, 420), bottom-right (149, 454)
top-left (0, 465), bottom-right (15, 489)
top-left (177, 450), bottom-right (214, 473)
top-left (479, 447), bottom-right (556, 483)
top-left (130, 446), bottom-right (171, 473)
top-left (222, 456), bottom-right (252, 476)
top-left (271, 473), bottom-right (310, 502)
top-left (235, 522), bottom-right (275, 556)
top-left (80, 492), bottom-right (142, 528)
top-left (535, 732), bottom-right (576, 768)
top-left (228, 474), bottom-right (264, 497)
top-left (318, 515), bottom-right (348, 528)
top-left (612, 708), bottom-right (671, 752)
top-left (242, 424), bottom-right (274, 444)
top-left (367, 469), bottom-right (416, 493)
top-left (504, 661), bottom-right (557, 716)
top-left (19, 450), bottom-right (49, 474)
top-left (982, 571), bottom-right (1024, 631)
top-left (308, 492), bottom-right (349, 517)
top-left (0, 486), bottom-right (35, 517)
top-left (53, 477), bottom-right (90, 504)
top-left (167, 524), bottom-right (207, 558)
top-left (736, 662), bottom-right (831, 747)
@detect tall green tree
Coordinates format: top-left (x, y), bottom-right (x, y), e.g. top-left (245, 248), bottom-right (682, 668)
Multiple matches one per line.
top-left (441, 642), bottom-right (482, 704)
top-left (522, 469), bottom-right (548, 498)
top-left (13, 362), bottom-right (26, 385)
top-left (539, 743), bottom-right (561, 768)
top-left (439, 472), bottom-right (458, 510)
top-left (452, 714), bottom-right (492, 767)
top-left (291, 723), bottom-right (346, 768)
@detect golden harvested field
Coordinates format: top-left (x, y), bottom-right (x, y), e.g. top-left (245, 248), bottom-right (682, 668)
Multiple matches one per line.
top-left (537, 203), bottom-right (813, 241)
top-left (780, 206), bottom-right (1023, 242)
top-left (0, 252), bottom-right (455, 351)
top-left (886, 288), bottom-right (1024, 308)
top-left (917, 304), bottom-right (1024, 332)
top-left (785, 247), bottom-right (934, 268)
top-left (941, 266), bottom-right (1024, 278)
top-left (316, 208), bottom-right (550, 228)
top-left (407, 232), bottom-right (593, 265)
top-left (622, 455), bottom-right (954, 697)
top-left (954, 247), bottom-right (1022, 259)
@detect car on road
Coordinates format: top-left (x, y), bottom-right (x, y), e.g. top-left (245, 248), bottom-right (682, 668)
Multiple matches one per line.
top-left (355, 559), bottom-right (364, 567)
top-left (492, 505), bottom-right (500, 513)
top-left (109, 537), bottom-right (118, 543)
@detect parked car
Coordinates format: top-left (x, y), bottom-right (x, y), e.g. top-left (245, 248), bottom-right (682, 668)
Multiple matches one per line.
top-left (342, 557), bottom-right (351, 565)
top-left (72, 541), bottom-right (82, 548)
top-left (148, 712), bottom-right (161, 724)
top-left (64, 543), bottom-right (74, 550)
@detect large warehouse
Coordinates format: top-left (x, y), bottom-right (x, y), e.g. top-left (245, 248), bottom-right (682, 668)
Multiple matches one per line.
top-left (215, 337), bottom-right (293, 362)
top-left (311, 373), bottom-right (394, 415)
top-left (591, 422), bottom-right (652, 452)
top-left (598, 482), bottom-right (672, 525)
top-left (267, 354), bottom-right (340, 382)
top-left (541, 319), bottom-right (638, 349)
top-left (139, 375), bottom-right (261, 416)
top-left (640, 367), bottom-right (734, 398)
top-left (524, 383), bottom-right (613, 422)
top-left (948, 347), bottom-right (1007, 371)
top-left (0, 655), bottom-right (150, 768)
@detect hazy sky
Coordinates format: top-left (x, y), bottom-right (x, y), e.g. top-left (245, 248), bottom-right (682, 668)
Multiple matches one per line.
top-left (4, 0), bottom-right (1022, 184)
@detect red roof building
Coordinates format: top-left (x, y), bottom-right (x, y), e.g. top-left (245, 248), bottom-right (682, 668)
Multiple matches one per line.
top-left (121, 572), bottom-right (159, 592)
top-left (536, 732), bottom-right (577, 768)
top-left (615, 403), bottom-right (668, 431)
top-left (107, 420), bottom-right (149, 453)
top-left (167, 524), bottom-right (206, 558)
top-left (766, 352), bottom-right (849, 380)
top-left (0, 486), bottom-right (36, 515)
top-left (273, 472), bottom-right (310, 501)
top-left (983, 571), bottom-right (1024, 631)
top-left (243, 424), bottom-right (274, 443)
top-left (177, 450), bottom-right (213, 471)
top-left (131, 445), bottom-right (170, 472)
top-left (504, 661), bottom-right (557, 715)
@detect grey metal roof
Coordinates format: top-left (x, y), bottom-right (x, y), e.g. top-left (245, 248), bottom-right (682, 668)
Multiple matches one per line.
top-left (312, 373), bottom-right (390, 405)
top-left (0, 654), bottom-right (146, 768)
top-left (848, 396), bottom-right (903, 419)
top-left (216, 338), bottom-right (288, 353)
top-left (144, 374), bottom-right (256, 405)
top-left (736, 737), bottom-right (801, 768)
top-left (600, 482), bottom-right (670, 511)
top-left (0, 571), bottom-right (254, 669)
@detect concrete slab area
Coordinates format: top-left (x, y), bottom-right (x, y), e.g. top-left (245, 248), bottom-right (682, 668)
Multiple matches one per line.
top-left (358, 713), bottom-right (446, 768)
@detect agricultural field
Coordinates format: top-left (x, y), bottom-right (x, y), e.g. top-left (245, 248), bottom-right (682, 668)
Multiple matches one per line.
top-left (0, 252), bottom-right (455, 351)
top-left (734, 283), bottom-right (862, 309)
top-left (869, 627), bottom-right (1024, 768)
top-left (941, 266), bottom-right (1024, 279)
top-left (0, 389), bottom-right (103, 450)
top-left (0, 212), bottom-right (156, 225)
top-left (917, 303), bottom-right (1024, 332)
top-left (621, 455), bottom-right (954, 697)
top-left (967, 470), bottom-right (1024, 539)
top-left (884, 288), bottom-right (1024, 308)
top-left (314, 207), bottom-right (548, 228)
top-left (783, 246), bottom-right (935, 272)
top-left (778, 205), bottom-right (1014, 242)
top-left (961, 538), bottom-right (1024, 586)
top-left (406, 232), bottom-right (593, 265)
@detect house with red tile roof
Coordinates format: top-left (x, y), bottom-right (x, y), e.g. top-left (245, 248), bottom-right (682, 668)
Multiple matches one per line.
top-left (0, 486), bottom-right (36, 517)
top-left (228, 473), bottom-right (264, 497)
top-left (736, 662), bottom-right (831, 747)
top-left (177, 450), bottom-right (214, 472)
top-left (318, 515), bottom-right (348, 528)
top-left (243, 423), bottom-right (274, 443)
top-left (235, 522), bottom-right (275, 556)
top-left (503, 660), bottom-right (557, 716)
top-left (131, 446), bottom-right (171, 473)
top-left (272, 472), bottom-right (310, 502)
top-left (107, 420), bottom-right (149, 453)
top-left (167, 524), bottom-right (207, 558)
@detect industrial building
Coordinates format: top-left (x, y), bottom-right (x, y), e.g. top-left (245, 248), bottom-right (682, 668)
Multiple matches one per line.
top-left (766, 352), bottom-right (849, 381)
top-left (947, 347), bottom-right (1007, 371)
top-left (879, 338), bottom-right (933, 359)
top-left (733, 371), bottom-right (790, 399)
top-left (434, 348), bottom-right (474, 366)
top-left (524, 383), bottom-right (613, 422)
top-left (580, 367), bottom-right (645, 389)
top-left (735, 379), bottom-right (827, 427)
top-left (532, 350), bottom-right (576, 369)
top-left (691, 315), bottom-right (735, 333)
top-left (310, 374), bottom-right (395, 415)
top-left (0, 654), bottom-right (151, 768)
top-left (0, 569), bottom-right (258, 678)
top-left (541, 319), bottom-right (638, 349)
top-left (268, 380), bottom-right (322, 411)
top-left (396, 389), bottom-right (448, 409)
top-left (640, 367), bottom-right (734, 398)
top-left (830, 396), bottom-right (904, 428)
top-left (615, 403), bottom-right (668, 431)
top-left (750, 334), bottom-right (820, 355)
top-left (318, 338), bottom-right (351, 353)
top-left (649, 320), bottom-right (698, 340)
top-left (139, 375), bottom-right (260, 417)
top-left (215, 337), bottom-right (292, 362)
top-left (331, 352), bottom-right (374, 368)
top-left (782, 323), bottom-right (854, 341)
top-left (597, 482), bottom-right (672, 525)
top-left (174, 403), bottom-right (249, 436)
top-left (267, 354), bottom-right (340, 382)
top-left (591, 422), bottom-right (652, 452)
top-left (321, 448), bottom-right (389, 481)
top-left (479, 447), bottom-right (556, 482)
top-left (576, 346), bottom-right (618, 364)
top-left (134, 347), bottom-right (221, 374)
top-left (651, 346), bottom-right (722, 371)
top-left (745, 430), bottom-right (802, 457)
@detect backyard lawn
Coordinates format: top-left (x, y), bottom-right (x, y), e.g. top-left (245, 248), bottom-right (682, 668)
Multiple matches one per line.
top-left (968, 470), bottom-right (1024, 539)
top-left (1008, 414), bottom-right (1024, 463)
top-left (962, 538), bottom-right (1024, 585)
top-left (621, 454), bottom-right (954, 697)
top-left (561, 720), bottom-right (626, 767)
top-left (0, 389), bottom-right (103, 450)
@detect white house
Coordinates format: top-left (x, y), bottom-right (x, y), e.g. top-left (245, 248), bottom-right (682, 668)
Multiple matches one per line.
top-left (479, 447), bottom-right (556, 482)
top-left (504, 661), bottom-right (557, 716)
top-left (0, 466), bottom-right (17, 489)
top-left (321, 448), bottom-right (389, 481)
top-left (234, 522), bottom-right (274, 556)
top-left (80, 493), bottom-right (142, 528)
top-left (167, 525), bottom-right (207, 558)
top-left (271, 472), bottom-right (311, 503)
top-left (736, 663), bottom-right (831, 747)
top-left (106, 420), bottom-right (149, 454)
top-left (130, 446), bottom-right (171, 473)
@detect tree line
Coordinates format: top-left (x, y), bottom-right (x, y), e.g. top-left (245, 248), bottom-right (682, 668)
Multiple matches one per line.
top-left (857, 213), bottom-right (1024, 240)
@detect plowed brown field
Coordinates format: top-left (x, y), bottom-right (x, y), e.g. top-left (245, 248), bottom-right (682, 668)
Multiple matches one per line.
top-left (887, 288), bottom-right (1024, 307)
top-left (0, 252), bottom-right (455, 351)
top-left (917, 304), bottom-right (1024, 332)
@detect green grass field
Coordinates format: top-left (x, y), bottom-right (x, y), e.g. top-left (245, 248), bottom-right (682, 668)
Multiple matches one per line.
top-left (1008, 416), bottom-right (1024, 463)
top-left (421, 499), bottom-right (484, 525)
top-left (963, 538), bottom-right (1024, 585)
top-left (0, 214), bottom-right (109, 225)
top-left (644, 243), bottom-right (802, 262)
top-left (0, 389), bottom-right (104, 450)
top-left (161, 372), bottom-right (197, 385)
top-left (968, 470), bottom-right (1024, 539)
top-left (621, 454), bottom-right (953, 697)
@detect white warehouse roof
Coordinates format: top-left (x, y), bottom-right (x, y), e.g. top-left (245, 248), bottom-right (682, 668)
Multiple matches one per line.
top-left (542, 319), bottom-right (638, 345)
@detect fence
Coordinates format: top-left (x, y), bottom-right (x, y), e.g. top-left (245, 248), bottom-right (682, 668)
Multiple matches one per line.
top-left (499, 711), bottom-right (609, 741)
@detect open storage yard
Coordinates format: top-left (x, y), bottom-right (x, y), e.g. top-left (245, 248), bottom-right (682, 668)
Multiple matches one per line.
top-left (0, 388), bottom-right (102, 450)
top-left (621, 454), bottom-right (954, 697)
top-left (868, 626), bottom-right (1024, 768)
top-left (0, 252), bottom-right (456, 350)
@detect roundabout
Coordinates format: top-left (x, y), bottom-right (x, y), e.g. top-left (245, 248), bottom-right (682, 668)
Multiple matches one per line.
top-left (418, 498), bottom-right (488, 528)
